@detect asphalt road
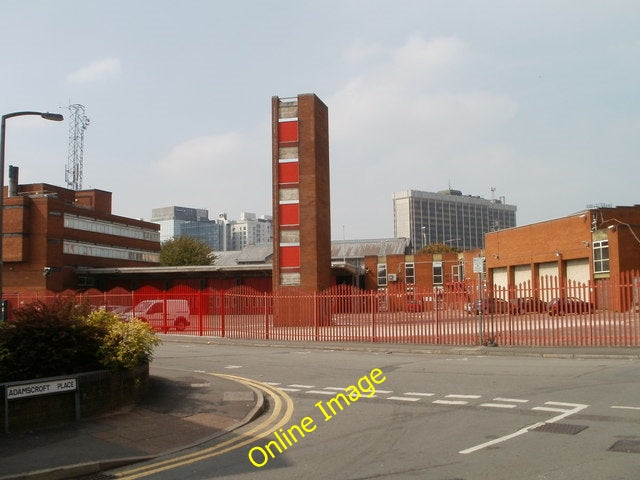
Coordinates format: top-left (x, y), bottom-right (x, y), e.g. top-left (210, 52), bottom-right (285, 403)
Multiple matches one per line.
top-left (108, 341), bottom-right (640, 480)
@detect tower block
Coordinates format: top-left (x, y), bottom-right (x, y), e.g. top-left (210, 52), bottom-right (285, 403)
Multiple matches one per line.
top-left (272, 94), bottom-right (331, 324)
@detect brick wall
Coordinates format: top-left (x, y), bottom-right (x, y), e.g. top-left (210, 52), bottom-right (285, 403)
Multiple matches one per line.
top-left (1, 365), bottom-right (149, 433)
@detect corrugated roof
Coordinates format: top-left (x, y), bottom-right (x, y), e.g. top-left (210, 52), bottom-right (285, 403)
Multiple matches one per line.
top-left (331, 238), bottom-right (410, 259)
top-left (236, 244), bottom-right (274, 264)
top-left (211, 251), bottom-right (242, 267)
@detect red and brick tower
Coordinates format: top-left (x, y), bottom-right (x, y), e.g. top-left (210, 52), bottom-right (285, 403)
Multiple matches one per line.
top-left (271, 94), bottom-right (331, 294)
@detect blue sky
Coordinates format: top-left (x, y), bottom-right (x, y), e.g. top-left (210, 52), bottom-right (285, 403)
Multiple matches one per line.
top-left (2, 0), bottom-right (638, 240)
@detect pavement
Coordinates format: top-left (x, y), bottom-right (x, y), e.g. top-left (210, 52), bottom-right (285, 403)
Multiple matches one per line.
top-left (0, 337), bottom-right (638, 480)
top-left (0, 364), bottom-right (265, 480)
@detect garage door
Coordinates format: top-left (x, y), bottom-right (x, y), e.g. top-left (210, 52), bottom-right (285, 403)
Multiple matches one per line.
top-left (514, 265), bottom-right (532, 294)
top-left (538, 262), bottom-right (559, 301)
top-left (566, 258), bottom-right (590, 299)
top-left (566, 258), bottom-right (590, 285)
top-left (492, 267), bottom-right (508, 294)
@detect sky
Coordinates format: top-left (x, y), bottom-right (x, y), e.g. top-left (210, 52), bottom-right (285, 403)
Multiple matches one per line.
top-left (2, 0), bottom-right (639, 240)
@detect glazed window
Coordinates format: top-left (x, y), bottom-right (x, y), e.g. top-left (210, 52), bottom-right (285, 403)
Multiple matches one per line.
top-left (593, 240), bottom-right (609, 274)
top-left (377, 264), bottom-right (387, 287)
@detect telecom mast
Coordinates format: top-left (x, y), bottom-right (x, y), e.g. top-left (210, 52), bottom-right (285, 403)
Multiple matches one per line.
top-left (66, 104), bottom-right (90, 190)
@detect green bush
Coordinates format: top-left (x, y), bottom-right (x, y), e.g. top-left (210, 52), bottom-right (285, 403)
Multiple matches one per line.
top-left (0, 300), bottom-right (161, 382)
top-left (86, 309), bottom-right (161, 370)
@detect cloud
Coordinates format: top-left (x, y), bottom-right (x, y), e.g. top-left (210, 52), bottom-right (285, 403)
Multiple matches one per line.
top-left (327, 34), bottom-right (519, 237)
top-left (156, 132), bottom-right (245, 175)
top-left (329, 35), bottom-right (517, 165)
top-left (66, 58), bottom-right (122, 84)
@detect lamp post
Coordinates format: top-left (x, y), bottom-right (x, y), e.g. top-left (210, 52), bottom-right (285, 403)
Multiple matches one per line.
top-left (0, 111), bottom-right (64, 311)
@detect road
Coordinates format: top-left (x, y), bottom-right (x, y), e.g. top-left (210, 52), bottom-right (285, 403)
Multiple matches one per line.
top-left (108, 341), bottom-right (640, 480)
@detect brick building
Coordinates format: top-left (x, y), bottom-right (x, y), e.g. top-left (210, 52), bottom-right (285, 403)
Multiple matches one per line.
top-left (485, 205), bottom-right (640, 309)
top-left (364, 252), bottom-right (464, 292)
top-left (2, 181), bottom-right (160, 294)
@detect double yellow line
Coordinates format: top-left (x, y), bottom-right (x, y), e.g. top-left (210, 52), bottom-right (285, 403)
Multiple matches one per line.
top-left (114, 374), bottom-right (295, 479)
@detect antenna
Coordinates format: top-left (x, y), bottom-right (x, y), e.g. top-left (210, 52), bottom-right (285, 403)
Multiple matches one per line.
top-left (66, 104), bottom-right (90, 190)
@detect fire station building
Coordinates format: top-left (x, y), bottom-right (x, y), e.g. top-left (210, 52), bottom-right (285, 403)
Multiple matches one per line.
top-left (485, 205), bottom-right (640, 309)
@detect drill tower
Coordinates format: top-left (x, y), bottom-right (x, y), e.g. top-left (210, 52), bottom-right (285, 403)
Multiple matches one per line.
top-left (66, 104), bottom-right (90, 190)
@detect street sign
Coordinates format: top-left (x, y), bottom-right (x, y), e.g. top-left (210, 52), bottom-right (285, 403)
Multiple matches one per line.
top-left (6, 378), bottom-right (76, 399)
top-left (473, 256), bottom-right (485, 274)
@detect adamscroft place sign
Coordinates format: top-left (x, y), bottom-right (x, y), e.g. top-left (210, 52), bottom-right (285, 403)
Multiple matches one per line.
top-left (4, 377), bottom-right (79, 432)
top-left (6, 378), bottom-right (77, 399)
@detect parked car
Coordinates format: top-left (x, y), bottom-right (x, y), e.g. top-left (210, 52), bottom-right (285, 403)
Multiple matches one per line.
top-left (510, 297), bottom-right (547, 314)
top-left (405, 299), bottom-right (425, 312)
top-left (548, 297), bottom-right (594, 316)
top-left (465, 298), bottom-right (516, 315)
top-left (127, 299), bottom-right (191, 331)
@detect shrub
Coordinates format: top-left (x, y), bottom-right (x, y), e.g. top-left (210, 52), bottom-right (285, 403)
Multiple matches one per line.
top-left (0, 300), bottom-right (103, 381)
top-left (87, 309), bottom-right (161, 370)
top-left (0, 300), bottom-right (161, 382)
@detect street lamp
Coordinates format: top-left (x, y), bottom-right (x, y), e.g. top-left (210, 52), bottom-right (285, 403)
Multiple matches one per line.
top-left (0, 111), bottom-right (64, 310)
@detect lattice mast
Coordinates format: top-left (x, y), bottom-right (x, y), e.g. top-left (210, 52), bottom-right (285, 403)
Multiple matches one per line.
top-left (66, 104), bottom-right (90, 190)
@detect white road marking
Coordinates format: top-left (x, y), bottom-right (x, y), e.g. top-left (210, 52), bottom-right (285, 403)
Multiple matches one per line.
top-left (434, 400), bottom-right (468, 405)
top-left (375, 390), bottom-right (394, 394)
top-left (224, 365), bottom-right (243, 369)
top-left (278, 388), bottom-right (300, 392)
top-left (265, 382), bottom-right (281, 386)
top-left (611, 405), bottom-right (640, 410)
top-left (405, 392), bottom-right (435, 397)
top-left (289, 384), bottom-right (315, 388)
top-left (388, 396), bottom-right (421, 402)
top-left (532, 406), bottom-right (570, 413)
top-left (480, 403), bottom-right (517, 409)
top-left (446, 394), bottom-right (482, 399)
top-left (459, 401), bottom-right (589, 455)
top-left (494, 397), bottom-right (529, 403)
top-left (324, 387), bottom-right (348, 391)
top-left (306, 390), bottom-right (338, 395)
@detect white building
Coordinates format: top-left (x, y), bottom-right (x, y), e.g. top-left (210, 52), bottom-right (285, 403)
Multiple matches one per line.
top-left (151, 207), bottom-right (271, 251)
top-left (393, 189), bottom-right (517, 251)
top-left (151, 206), bottom-right (209, 243)
top-left (231, 212), bottom-right (273, 250)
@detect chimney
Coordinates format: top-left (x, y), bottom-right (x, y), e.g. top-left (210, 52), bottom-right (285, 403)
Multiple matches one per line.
top-left (8, 165), bottom-right (18, 197)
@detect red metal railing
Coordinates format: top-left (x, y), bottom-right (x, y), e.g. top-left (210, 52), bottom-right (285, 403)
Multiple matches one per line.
top-left (3, 272), bottom-right (639, 347)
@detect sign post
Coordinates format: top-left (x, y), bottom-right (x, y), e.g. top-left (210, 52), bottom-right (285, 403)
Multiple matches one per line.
top-left (4, 377), bottom-right (78, 433)
top-left (473, 257), bottom-right (486, 345)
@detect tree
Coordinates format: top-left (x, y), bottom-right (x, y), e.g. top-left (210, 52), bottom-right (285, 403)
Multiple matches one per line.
top-left (418, 243), bottom-right (461, 254)
top-left (159, 235), bottom-right (214, 266)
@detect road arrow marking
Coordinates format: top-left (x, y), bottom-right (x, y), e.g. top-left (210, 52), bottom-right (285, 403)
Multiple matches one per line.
top-left (459, 401), bottom-right (589, 455)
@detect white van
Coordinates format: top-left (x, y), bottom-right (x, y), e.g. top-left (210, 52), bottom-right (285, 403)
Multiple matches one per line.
top-left (130, 299), bottom-right (191, 331)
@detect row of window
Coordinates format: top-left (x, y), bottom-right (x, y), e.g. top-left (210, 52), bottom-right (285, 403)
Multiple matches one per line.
top-left (377, 261), bottom-right (449, 287)
top-left (64, 241), bottom-right (160, 263)
top-left (377, 242), bottom-right (610, 288)
top-left (65, 214), bottom-right (160, 242)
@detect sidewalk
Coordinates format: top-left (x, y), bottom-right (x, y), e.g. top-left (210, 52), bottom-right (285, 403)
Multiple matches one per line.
top-left (0, 367), bottom-right (264, 480)
top-left (160, 335), bottom-right (640, 360)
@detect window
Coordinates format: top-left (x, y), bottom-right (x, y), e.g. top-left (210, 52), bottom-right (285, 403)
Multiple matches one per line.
top-left (433, 261), bottom-right (443, 285)
top-left (63, 241), bottom-right (160, 262)
top-left (64, 214), bottom-right (160, 242)
top-left (405, 262), bottom-right (415, 284)
top-left (452, 264), bottom-right (460, 282)
top-left (377, 264), bottom-right (387, 287)
top-left (593, 240), bottom-right (609, 274)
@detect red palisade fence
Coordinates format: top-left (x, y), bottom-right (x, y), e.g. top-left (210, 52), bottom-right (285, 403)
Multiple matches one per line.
top-left (2, 271), bottom-right (639, 347)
